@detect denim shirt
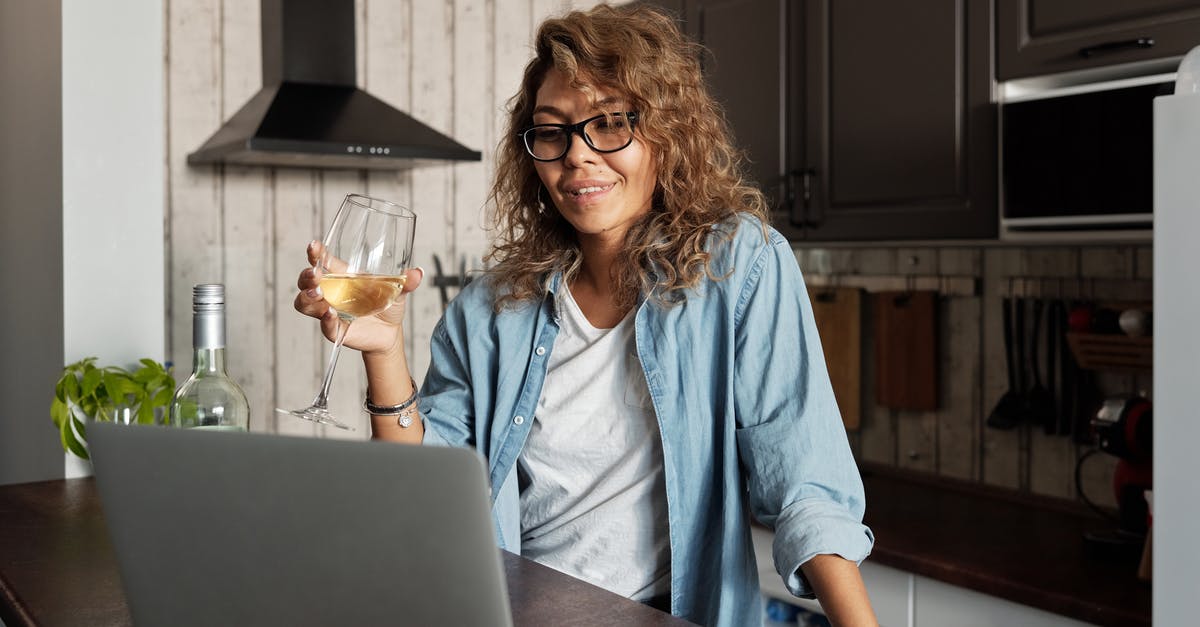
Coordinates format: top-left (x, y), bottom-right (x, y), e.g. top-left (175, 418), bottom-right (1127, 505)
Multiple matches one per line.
top-left (418, 215), bottom-right (874, 626)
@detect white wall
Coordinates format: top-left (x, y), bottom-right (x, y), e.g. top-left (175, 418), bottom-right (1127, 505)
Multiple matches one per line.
top-left (61, 0), bottom-right (166, 476)
top-left (1152, 92), bottom-right (1200, 626)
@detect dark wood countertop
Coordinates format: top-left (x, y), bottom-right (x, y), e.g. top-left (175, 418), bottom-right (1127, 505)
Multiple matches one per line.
top-left (859, 463), bottom-right (1150, 627)
top-left (0, 478), bottom-right (691, 627)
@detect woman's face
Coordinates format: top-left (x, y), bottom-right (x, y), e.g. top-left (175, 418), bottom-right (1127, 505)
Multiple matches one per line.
top-left (531, 68), bottom-right (657, 245)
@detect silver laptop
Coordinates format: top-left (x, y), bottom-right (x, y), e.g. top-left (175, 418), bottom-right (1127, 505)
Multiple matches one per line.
top-left (88, 422), bottom-right (513, 627)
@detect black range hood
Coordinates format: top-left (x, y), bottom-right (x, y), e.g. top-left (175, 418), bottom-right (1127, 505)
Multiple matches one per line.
top-left (188, 0), bottom-right (480, 170)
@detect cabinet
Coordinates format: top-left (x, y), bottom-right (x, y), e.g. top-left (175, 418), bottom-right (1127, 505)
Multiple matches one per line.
top-left (647, 0), bottom-right (997, 241)
top-left (998, 0), bottom-right (1200, 80)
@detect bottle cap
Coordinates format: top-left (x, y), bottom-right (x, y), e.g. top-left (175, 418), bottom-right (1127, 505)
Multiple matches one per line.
top-left (192, 284), bottom-right (226, 348)
top-left (193, 284), bottom-right (224, 303)
top-left (193, 284), bottom-right (225, 314)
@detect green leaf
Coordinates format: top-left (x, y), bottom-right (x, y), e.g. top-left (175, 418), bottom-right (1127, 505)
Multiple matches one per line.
top-left (151, 386), bottom-right (174, 407)
top-left (63, 374), bottom-right (81, 404)
top-left (137, 403), bottom-right (155, 425)
top-left (62, 413), bottom-right (89, 460)
top-left (101, 372), bottom-right (121, 398)
top-left (81, 366), bottom-right (101, 397)
top-left (50, 397), bottom-right (68, 429)
top-left (55, 376), bottom-right (67, 403)
top-left (79, 395), bottom-right (99, 418)
top-left (132, 368), bottom-right (154, 384)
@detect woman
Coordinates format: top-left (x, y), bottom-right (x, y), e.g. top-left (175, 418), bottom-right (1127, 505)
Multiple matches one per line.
top-left (295, 4), bottom-right (876, 625)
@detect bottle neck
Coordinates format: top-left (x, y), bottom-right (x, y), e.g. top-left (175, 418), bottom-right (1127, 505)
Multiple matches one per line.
top-left (191, 346), bottom-right (228, 374)
top-left (192, 310), bottom-right (227, 374)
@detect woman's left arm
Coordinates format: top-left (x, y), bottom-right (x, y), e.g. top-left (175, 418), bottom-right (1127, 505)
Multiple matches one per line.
top-left (730, 222), bottom-right (876, 617)
top-left (800, 554), bottom-right (878, 626)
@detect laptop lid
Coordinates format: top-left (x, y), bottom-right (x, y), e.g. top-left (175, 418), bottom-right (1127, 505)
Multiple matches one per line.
top-left (88, 422), bottom-right (513, 627)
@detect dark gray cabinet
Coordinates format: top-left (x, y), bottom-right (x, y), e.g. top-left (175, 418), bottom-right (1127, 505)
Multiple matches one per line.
top-left (998, 0), bottom-right (1200, 80)
top-left (648, 0), bottom-right (997, 241)
top-left (800, 0), bottom-right (995, 240)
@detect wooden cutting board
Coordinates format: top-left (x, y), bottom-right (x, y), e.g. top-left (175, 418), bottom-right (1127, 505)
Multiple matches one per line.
top-left (873, 290), bottom-right (939, 411)
top-left (807, 287), bottom-right (862, 431)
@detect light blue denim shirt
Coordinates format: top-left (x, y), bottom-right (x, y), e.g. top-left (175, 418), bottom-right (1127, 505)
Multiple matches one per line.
top-left (418, 214), bottom-right (874, 626)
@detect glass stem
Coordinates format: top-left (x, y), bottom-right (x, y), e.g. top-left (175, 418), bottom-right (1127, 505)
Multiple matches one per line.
top-left (310, 318), bottom-right (350, 410)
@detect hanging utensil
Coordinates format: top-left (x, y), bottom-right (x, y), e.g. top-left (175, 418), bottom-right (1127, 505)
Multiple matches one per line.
top-left (1027, 298), bottom-right (1057, 430)
top-left (987, 295), bottom-right (1024, 430)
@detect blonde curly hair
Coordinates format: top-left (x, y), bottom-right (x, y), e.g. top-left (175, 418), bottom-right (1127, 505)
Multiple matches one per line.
top-left (485, 3), bottom-right (768, 309)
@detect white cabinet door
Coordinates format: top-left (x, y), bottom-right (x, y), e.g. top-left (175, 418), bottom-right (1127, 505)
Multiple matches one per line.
top-left (914, 576), bottom-right (1096, 627)
top-left (860, 561), bottom-right (913, 627)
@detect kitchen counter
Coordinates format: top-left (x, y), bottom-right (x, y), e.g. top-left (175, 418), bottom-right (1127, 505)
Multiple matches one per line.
top-left (858, 463), bottom-right (1150, 626)
top-left (0, 478), bottom-right (690, 626)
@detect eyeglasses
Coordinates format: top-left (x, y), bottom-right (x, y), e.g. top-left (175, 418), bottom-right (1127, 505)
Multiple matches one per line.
top-left (517, 112), bottom-right (639, 162)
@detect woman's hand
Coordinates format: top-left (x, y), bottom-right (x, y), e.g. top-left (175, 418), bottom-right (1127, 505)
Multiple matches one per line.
top-left (293, 240), bottom-right (424, 358)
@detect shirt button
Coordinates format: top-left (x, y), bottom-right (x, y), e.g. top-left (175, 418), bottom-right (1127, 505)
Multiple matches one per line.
top-left (514, 415), bottom-right (525, 425)
top-left (535, 346), bottom-right (546, 356)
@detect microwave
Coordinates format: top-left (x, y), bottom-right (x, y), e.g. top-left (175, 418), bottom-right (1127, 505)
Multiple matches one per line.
top-left (1001, 75), bottom-right (1174, 233)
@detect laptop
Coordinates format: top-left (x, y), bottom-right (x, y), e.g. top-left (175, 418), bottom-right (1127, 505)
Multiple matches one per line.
top-left (88, 422), bottom-right (513, 627)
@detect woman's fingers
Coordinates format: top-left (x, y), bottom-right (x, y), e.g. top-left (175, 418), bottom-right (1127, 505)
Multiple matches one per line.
top-left (294, 265), bottom-right (330, 319)
top-left (293, 285), bottom-right (329, 319)
top-left (308, 240), bottom-right (350, 274)
top-left (296, 266), bottom-right (319, 290)
top-left (403, 267), bottom-right (425, 293)
top-left (306, 240), bottom-right (322, 266)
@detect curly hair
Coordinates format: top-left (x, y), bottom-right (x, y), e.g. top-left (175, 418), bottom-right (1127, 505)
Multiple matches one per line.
top-left (485, 3), bottom-right (768, 310)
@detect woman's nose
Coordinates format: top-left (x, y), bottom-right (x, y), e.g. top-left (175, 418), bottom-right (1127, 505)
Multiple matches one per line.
top-left (561, 132), bottom-right (599, 167)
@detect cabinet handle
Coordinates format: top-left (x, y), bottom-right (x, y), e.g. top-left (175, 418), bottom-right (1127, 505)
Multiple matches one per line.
top-left (1078, 38), bottom-right (1155, 58)
top-left (799, 169), bottom-right (822, 228)
top-left (777, 169), bottom-right (820, 229)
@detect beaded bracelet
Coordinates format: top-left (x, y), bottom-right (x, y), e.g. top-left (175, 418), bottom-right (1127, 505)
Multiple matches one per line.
top-left (364, 378), bottom-right (419, 428)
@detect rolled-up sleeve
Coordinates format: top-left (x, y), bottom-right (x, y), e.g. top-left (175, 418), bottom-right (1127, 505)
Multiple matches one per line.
top-left (732, 232), bottom-right (874, 597)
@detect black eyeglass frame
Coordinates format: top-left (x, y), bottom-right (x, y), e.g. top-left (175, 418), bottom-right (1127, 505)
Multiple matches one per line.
top-left (516, 112), bottom-right (640, 162)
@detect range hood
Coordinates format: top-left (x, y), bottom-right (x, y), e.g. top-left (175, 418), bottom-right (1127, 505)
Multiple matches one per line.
top-left (188, 0), bottom-right (481, 170)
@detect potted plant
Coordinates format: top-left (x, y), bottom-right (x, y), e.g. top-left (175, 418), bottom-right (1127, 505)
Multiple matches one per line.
top-left (50, 357), bottom-right (176, 459)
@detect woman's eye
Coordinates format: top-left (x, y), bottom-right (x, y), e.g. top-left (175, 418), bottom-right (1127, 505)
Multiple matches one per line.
top-left (593, 116), bottom-right (628, 133)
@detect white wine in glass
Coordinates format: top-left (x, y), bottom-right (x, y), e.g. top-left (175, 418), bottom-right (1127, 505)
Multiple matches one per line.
top-left (278, 193), bottom-right (416, 430)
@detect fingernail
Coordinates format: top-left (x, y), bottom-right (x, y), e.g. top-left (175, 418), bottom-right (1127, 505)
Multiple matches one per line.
top-left (305, 289), bottom-right (319, 299)
top-left (308, 240), bottom-right (320, 251)
top-left (314, 285), bottom-right (323, 297)
top-left (415, 266), bottom-right (425, 280)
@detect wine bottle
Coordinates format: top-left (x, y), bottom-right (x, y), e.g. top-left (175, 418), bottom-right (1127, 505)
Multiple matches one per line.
top-left (169, 284), bottom-right (250, 430)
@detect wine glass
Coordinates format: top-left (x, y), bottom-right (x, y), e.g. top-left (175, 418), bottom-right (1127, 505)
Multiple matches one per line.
top-left (277, 193), bottom-right (416, 430)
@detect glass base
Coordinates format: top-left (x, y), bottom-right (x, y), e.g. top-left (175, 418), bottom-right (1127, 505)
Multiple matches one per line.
top-left (276, 406), bottom-right (354, 431)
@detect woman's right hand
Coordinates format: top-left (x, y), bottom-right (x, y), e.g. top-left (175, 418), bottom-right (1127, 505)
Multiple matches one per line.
top-left (293, 240), bottom-right (424, 358)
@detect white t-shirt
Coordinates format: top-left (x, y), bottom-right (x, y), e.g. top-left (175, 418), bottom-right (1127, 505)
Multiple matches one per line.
top-left (517, 286), bottom-right (671, 602)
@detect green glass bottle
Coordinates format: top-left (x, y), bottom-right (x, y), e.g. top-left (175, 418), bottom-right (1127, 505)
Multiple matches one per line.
top-left (169, 284), bottom-right (250, 430)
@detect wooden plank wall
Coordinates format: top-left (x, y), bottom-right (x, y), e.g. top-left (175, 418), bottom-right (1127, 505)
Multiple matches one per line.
top-left (797, 245), bottom-right (1153, 507)
top-left (165, 0), bottom-right (599, 438)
